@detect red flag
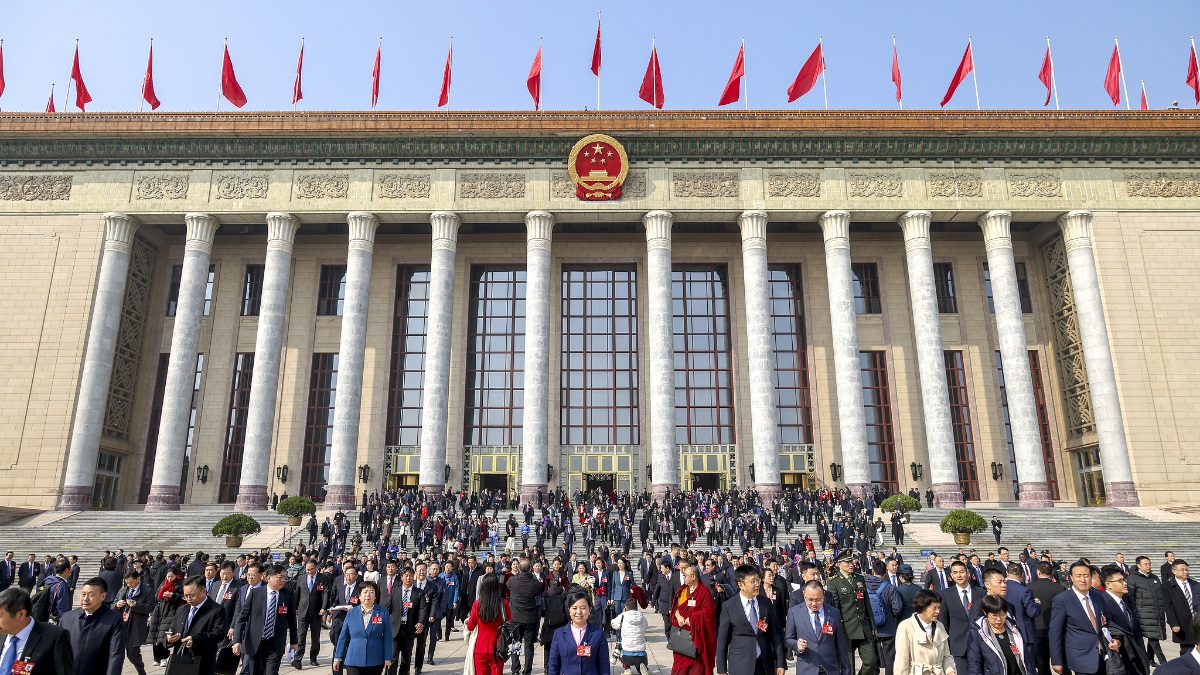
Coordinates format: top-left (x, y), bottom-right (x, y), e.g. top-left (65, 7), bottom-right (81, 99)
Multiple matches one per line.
top-left (638, 45), bottom-right (664, 109)
top-left (1038, 47), bottom-right (1053, 106)
top-left (527, 45), bottom-right (542, 110)
top-left (591, 17), bottom-right (602, 76)
top-left (46, 84), bottom-right (55, 113)
top-left (1104, 44), bottom-right (1122, 106)
top-left (371, 43), bottom-right (381, 109)
top-left (718, 44), bottom-right (744, 106)
top-left (437, 43), bottom-right (452, 107)
top-left (787, 41), bottom-right (824, 103)
top-left (70, 44), bottom-right (92, 111)
top-left (0, 41), bottom-right (6, 100)
top-left (142, 42), bottom-right (160, 110)
top-left (891, 44), bottom-right (902, 103)
top-left (293, 40), bottom-right (304, 106)
top-left (1140, 82), bottom-right (1148, 110)
top-left (1187, 43), bottom-right (1200, 104)
top-left (221, 44), bottom-right (247, 108)
top-left (940, 41), bottom-right (974, 107)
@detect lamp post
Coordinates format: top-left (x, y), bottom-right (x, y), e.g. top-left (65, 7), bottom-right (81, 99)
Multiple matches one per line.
top-left (909, 461), bottom-right (924, 482)
top-left (990, 462), bottom-right (1004, 482)
top-left (195, 465), bottom-right (209, 484)
top-left (275, 464), bottom-right (289, 484)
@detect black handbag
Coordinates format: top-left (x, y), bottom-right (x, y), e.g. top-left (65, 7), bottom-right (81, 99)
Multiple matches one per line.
top-left (164, 648), bottom-right (202, 675)
top-left (667, 626), bottom-right (698, 658)
top-left (214, 639), bottom-right (239, 675)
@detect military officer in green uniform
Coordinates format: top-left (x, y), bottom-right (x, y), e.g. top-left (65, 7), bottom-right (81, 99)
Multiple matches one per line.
top-left (827, 551), bottom-right (879, 675)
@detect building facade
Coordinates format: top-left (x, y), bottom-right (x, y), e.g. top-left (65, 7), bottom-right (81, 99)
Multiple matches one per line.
top-left (0, 110), bottom-right (1197, 511)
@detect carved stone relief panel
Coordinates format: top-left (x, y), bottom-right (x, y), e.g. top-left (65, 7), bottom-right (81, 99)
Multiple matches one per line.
top-left (296, 173), bottom-right (350, 199)
top-left (847, 172), bottom-right (903, 198)
top-left (1124, 171), bottom-right (1200, 198)
top-left (0, 174), bottom-right (72, 201)
top-left (672, 171), bottom-right (739, 198)
top-left (927, 171), bottom-right (983, 198)
top-left (459, 172), bottom-right (526, 199)
top-left (213, 173), bottom-right (269, 200)
top-left (1007, 172), bottom-right (1062, 198)
top-left (377, 173), bottom-right (431, 199)
top-left (134, 174), bottom-right (189, 200)
top-left (766, 171), bottom-right (821, 198)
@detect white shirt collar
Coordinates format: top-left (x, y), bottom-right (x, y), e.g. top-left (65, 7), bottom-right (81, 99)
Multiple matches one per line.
top-left (1073, 588), bottom-right (1091, 602)
top-left (1106, 590), bottom-right (1125, 607)
top-left (1189, 648), bottom-right (1200, 668)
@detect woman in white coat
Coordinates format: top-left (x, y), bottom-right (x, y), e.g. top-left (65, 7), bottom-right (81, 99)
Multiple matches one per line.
top-left (893, 589), bottom-right (957, 675)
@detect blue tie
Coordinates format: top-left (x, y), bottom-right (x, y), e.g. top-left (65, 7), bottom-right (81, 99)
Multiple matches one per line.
top-left (1, 635), bottom-right (19, 675)
top-left (264, 591), bottom-right (277, 640)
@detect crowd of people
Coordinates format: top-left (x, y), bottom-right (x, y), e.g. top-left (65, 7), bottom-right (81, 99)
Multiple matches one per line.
top-left (0, 485), bottom-right (1196, 675)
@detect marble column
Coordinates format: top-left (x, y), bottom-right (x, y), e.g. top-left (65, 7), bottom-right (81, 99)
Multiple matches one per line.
top-left (737, 210), bottom-right (782, 502)
top-left (59, 213), bottom-right (141, 511)
top-left (324, 211), bottom-right (380, 511)
top-left (418, 212), bottom-right (461, 496)
top-left (899, 210), bottom-right (963, 508)
top-left (520, 211), bottom-right (554, 505)
top-left (146, 213), bottom-right (220, 511)
top-left (1057, 210), bottom-right (1139, 506)
top-left (820, 210), bottom-right (871, 499)
top-left (234, 213), bottom-right (301, 511)
top-left (644, 210), bottom-right (678, 502)
top-left (978, 210), bottom-right (1053, 507)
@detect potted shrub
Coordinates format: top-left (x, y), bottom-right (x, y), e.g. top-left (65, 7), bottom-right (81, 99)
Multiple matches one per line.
top-left (276, 496), bottom-right (316, 526)
top-left (879, 494), bottom-right (922, 515)
top-left (212, 513), bottom-right (261, 548)
top-left (939, 509), bottom-right (987, 545)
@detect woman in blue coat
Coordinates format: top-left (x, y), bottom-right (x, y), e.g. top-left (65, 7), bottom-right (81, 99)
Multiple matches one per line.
top-left (548, 589), bottom-right (610, 675)
top-left (607, 558), bottom-right (633, 638)
top-left (333, 580), bottom-right (392, 675)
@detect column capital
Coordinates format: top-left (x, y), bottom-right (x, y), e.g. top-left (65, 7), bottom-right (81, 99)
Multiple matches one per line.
top-left (183, 213), bottom-right (220, 254)
top-left (347, 211), bottom-right (380, 252)
top-left (977, 210), bottom-right (1013, 252)
top-left (898, 210), bottom-right (934, 251)
top-left (101, 212), bottom-right (140, 255)
top-left (525, 210), bottom-right (555, 251)
top-left (1057, 210), bottom-right (1094, 252)
top-left (265, 212), bottom-right (301, 253)
top-left (430, 211), bottom-right (462, 251)
top-left (738, 210), bottom-right (769, 250)
top-left (644, 210), bottom-right (674, 251)
top-left (819, 210), bottom-right (852, 251)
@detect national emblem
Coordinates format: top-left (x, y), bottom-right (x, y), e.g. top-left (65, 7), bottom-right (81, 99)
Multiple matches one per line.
top-left (568, 134), bottom-right (629, 201)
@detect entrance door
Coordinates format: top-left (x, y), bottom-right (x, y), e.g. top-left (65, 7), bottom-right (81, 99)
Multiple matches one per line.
top-left (690, 473), bottom-right (721, 492)
top-left (1073, 447), bottom-right (1106, 507)
top-left (585, 473), bottom-right (616, 494)
top-left (479, 474), bottom-right (509, 493)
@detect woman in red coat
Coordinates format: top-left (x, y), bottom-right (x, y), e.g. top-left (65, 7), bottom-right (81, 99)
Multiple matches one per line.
top-left (466, 573), bottom-right (509, 675)
top-left (670, 563), bottom-right (716, 675)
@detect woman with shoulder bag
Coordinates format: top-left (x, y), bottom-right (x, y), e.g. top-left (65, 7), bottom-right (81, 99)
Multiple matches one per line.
top-left (149, 568), bottom-right (185, 666)
top-left (547, 589), bottom-right (609, 675)
top-left (466, 573), bottom-right (509, 675)
top-left (893, 589), bottom-right (956, 675)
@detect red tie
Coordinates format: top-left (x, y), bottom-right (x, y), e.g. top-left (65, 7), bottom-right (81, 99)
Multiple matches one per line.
top-left (388, 577), bottom-right (394, 594)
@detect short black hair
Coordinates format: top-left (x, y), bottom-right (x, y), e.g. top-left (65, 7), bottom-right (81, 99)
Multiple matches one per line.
top-left (1069, 560), bottom-right (1092, 576)
top-left (54, 560), bottom-right (70, 575)
top-left (949, 560), bottom-right (967, 572)
top-left (0, 588), bottom-right (31, 616)
top-left (1037, 562), bottom-right (1053, 577)
top-left (733, 564), bottom-right (760, 585)
top-left (566, 588), bottom-right (593, 609)
top-left (83, 576), bottom-right (107, 594)
top-left (1006, 563), bottom-right (1024, 579)
top-left (981, 593), bottom-right (1008, 616)
top-left (183, 575), bottom-right (205, 591)
top-left (124, 569), bottom-right (141, 580)
top-left (913, 589), bottom-right (941, 613)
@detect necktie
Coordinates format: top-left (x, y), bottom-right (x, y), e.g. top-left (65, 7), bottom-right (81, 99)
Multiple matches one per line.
top-left (962, 589), bottom-right (971, 613)
top-left (185, 605), bottom-right (198, 633)
top-left (940, 571), bottom-right (946, 588)
top-left (1, 634), bottom-right (19, 675)
top-left (811, 610), bottom-right (820, 636)
top-left (388, 577), bottom-right (394, 594)
top-left (308, 576), bottom-right (314, 592)
top-left (1183, 581), bottom-right (1195, 614)
top-left (890, 575), bottom-right (897, 587)
top-left (747, 600), bottom-right (761, 657)
top-left (1083, 595), bottom-right (1098, 632)
top-left (265, 591), bottom-right (277, 639)
top-left (402, 588), bottom-right (410, 621)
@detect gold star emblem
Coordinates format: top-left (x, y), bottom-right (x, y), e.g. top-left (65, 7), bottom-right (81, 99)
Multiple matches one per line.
top-left (591, 143), bottom-right (606, 155)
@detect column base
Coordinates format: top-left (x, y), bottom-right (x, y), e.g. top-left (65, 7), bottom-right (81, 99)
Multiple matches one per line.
top-left (144, 485), bottom-right (180, 512)
top-left (520, 484), bottom-right (546, 507)
top-left (650, 482), bottom-right (674, 504)
top-left (234, 485), bottom-right (269, 511)
top-left (1104, 481), bottom-right (1140, 507)
top-left (1016, 481), bottom-right (1055, 508)
top-left (324, 484), bottom-right (356, 511)
top-left (844, 482), bottom-right (872, 501)
top-left (420, 483), bottom-right (446, 499)
top-left (56, 485), bottom-right (93, 511)
top-left (755, 482), bottom-right (783, 503)
top-left (931, 482), bottom-right (965, 509)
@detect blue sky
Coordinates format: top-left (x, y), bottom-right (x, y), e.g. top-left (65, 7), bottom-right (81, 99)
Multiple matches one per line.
top-left (2, 0), bottom-right (1197, 112)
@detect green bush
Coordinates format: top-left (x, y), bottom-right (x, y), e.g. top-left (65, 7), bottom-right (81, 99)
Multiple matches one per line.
top-left (276, 496), bottom-right (317, 517)
top-left (212, 513), bottom-right (262, 537)
top-left (939, 509), bottom-right (987, 534)
top-left (880, 494), bottom-right (921, 514)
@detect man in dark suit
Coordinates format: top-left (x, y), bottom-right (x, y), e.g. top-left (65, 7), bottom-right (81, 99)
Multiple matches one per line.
top-left (0, 587), bottom-right (74, 675)
top-left (1098, 568), bottom-right (1148, 675)
top-left (0, 552), bottom-right (15, 590)
top-left (231, 565), bottom-right (298, 675)
top-left (938, 560), bottom-right (985, 675)
top-left (166, 575), bottom-right (226, 675)
top-left (57, 577), bottom-right (123, 675)
top-left (1028, 562), bottom-right (1064, 675)
top-left (290, 559), bottom-right (328, 669)
top-left (113, 570), bottom-right (155, 675)
top-left (924, 557), bottom-right (950, 592)
top-left (1164, 559), bottom-right (1200, 655)
top-left (95, 560), bottom-right (121, 610)
top-left (1156, 612), bottom-right (1200, 675)
top-left (991, 517), bottom-right (1002, 545)
top-left (209, 561), bottom-right (245, 635)
top-left (324, 562), bottom-right (361, 650)
top-left (17, 555), bottom-right (39, 592)
top-left (1049, 561), bottom-right (1115, 675)
top-left (1003, 565), bottom-right (1041, 663)
top-left (455, 557), bottom-right (483, 624)
top-left (785, 581), bottom-right (851, 675)
top-left (387, 568), bottom-right (428, 675)
top-left (716, 565), bottom-right (786, 675)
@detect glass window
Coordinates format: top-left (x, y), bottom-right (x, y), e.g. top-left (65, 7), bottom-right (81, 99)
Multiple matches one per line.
top-left (386, 267), bottom-right (432, 447)
top-left (933, 263), bottom-right (958, 314)
top-left (560, 266), bottom-right (639, 446)
top-left (241, 264), bottom-right (265, 316)
top-left (944, 350), bottom-right (979, 500)
top-left (464, 267), bottom-right (526, 447)
top-left (673, 266), bottom-right (735, 446)
top-left (166, 265), bottom-right (216, 317)
top-left (218, 353), bottom-right (255, 503)
top-left (768, 264), bottom-right (814, 445)
top-left (301, 353), bottom-right (339, 500)
top-left (316, 265), bottom-right (348, 316)
top-left (851, 263), bottom-right (882, 315)
top-left (860, 351), bottom-right (897, 491)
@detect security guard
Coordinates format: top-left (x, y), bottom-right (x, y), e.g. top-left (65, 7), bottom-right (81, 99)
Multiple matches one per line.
top-left (826, 550), bottom-right (880, 675)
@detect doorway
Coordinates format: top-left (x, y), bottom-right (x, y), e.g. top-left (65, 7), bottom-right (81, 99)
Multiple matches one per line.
top-left (690, 473), bottom-right (721, 492)
top-left (585, 473), bottom-right (616, 494)
top-left (1073, 447), bottom-right (1106, 507)
top-left (478, 474), bottom-right (509, 493)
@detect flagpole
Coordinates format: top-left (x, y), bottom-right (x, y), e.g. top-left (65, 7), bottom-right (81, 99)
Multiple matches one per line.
top-left (1047, 36), bottom-right (1060, 110)
top-left (140, 38), bottom-right (151, 113)
top-left (64, 39), bottom-right (77, 111)
top-left (596, 10), bottom-right (601, 111)
top-left (295, 37), bottom-right (304, 113)
top-left (652, 36), bottom-right (658, 110)
top-left (818, 35), bottom-right (828, 110)
top-left (969, 35), bottom-right (980, 110)
top-left (373, 36), bottom-right (382, 111)
top-left (448, 36), bottom-right (453, 110)
top-left (1140, 79), bottom-right (1147, 109)
top-left (1115, 36), bottom-right (1130, 110)
top-left (217, 38), bottom-right (225, 112)
top-left (742, 37), bottom-right (748, 110)
top-left (893, 35), bottom-right (902, 110)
